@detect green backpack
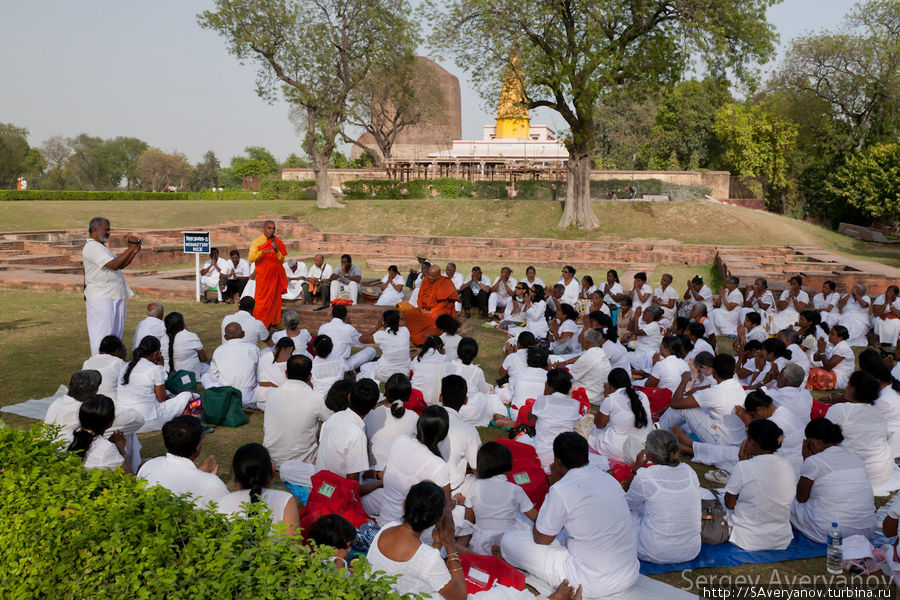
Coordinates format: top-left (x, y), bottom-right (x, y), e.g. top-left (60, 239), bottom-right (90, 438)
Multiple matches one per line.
top-left (200, 386), bottom-right (248, 428)
top-left (165, 369), bottom-right (199, 394)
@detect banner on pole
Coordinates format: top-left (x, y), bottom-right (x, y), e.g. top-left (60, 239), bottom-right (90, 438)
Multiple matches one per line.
top-left (182, 232), bottom-right (210, 254)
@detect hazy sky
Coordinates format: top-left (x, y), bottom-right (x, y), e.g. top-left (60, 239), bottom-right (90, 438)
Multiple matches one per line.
top-left (0, 1), bottom-right (854, 164)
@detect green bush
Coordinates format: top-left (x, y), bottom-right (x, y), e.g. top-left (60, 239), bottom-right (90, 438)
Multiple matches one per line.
top-left (429, 177), bottom-right (473, 198)
top-left (0, 190), bottom-right (192, 201)
top-left (514, 180), bottom-right (554, 200)
top-left (259, 179), bottom-right (317, 200)
top-left (195, 190), bottom-right (263, 200)
top-left (472, 180), bottom-right (508, 199)
top-left (0, 425), bottom-right (409, 599)
top-left (341, 179), bottom-right (401, 199)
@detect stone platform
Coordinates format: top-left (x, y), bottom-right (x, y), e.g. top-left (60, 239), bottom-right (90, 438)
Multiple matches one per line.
top-left (2, 216), bottom-right (899, 303)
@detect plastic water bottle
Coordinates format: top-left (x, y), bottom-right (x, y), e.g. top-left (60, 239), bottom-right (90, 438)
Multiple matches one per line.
top-left (826, 522), bottom-right (842, 574)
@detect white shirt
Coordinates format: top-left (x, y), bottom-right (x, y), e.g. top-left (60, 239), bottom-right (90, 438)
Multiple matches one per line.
top-left (45, 393), bottom-right (144, 444)
top-left (600, 281), bottom-right (624, 307)
top-left (163, 329), bottom-right (205, 377)
top-left (201, 257), bottom-right (232, 283)
top-left (81, 353), bottom-right (125, 400)
top-left (271, 329), bottom-right (312, 358)
top-left (82, 238), bottom-right (132, 300)
top-left (410, 349), bottom-right (446, 406)
top-left (263, 379), bottom-right (332, 467)
top-left (626, 463), bottom-right (702, 564)
top-left (589, 388), bottom-right (652, 461)
top-left (216, 488), bottom-right (293, 528)
top-left (440, 407), bottom-right (481, 491)
top-left (316, 408), bottom-right (370, 476)
top-left (524, 300), bottom-right (549, 338)
top-left (367, 524), bottom-right (451, 596)
top-left (536, 466), bottom-right (640, 594)
top-left (307, 262), bottom-right (334, 280)
top-left (653, 285), bottom-right (679, 322)
top-left (722, 288), bottom-right (744, 315)
top-left (133, 316), bottom-right (166, 350)
top-left (318, 318), bottom-right (364, 361)
top-left (725, 453), bottom-right (796, 551)
top-left (686, 337), bottom-right (714, 363)
top-left (82, 436), bottom-right (125, 470)
top-left (502, 348), bottom-right (528, 378)
top-left (690, 284), bottom-right (715, 315)
top-left (693, 377), bottom-right (747, 445)
top-left (138, 453), bottom-right (229, 508)
top-left (311, 355), bottom-right (347, 393)
top-left (492, 276), bottom-right (518, 298)
top-left (558, 278), bottom-right (580, 305)
top-left (877, 385), bottom-right (900, 456)
top-left (636, 321), bottom-right (662, 355)
top-left (116, 358), bottom-right (167, 422)
top-left (440, 333), bottom-right (462, 363)
top-left (364, 404), bottom-right (418, 470)
top-left (221, 310), bottom-right (269, 345)
top-left (747, 289), bottom-right (776, 314)
top-left (256, 352), bottom-right (287, 386)
top-left (632, 283), bottom-right (653, 311)
top-left (379, 435), bottom-right (451, 526)
top-left (465, 474), bottom-right (534, 552)
top-left (568, 346), bottom-right (611, 403)
top-left (600, 339), bottom-right (630, 373)
top-left (510, 366), bottom-right (548, 411)
top-left (283, 260), bottom-right (308, 280)
top-left (827, 340), bottom-right (855, 389)
top-left (551, 319), bottom-right (581, 354)
top-left (227, 258), bottom-right (251, 279)
top-left (377, 273), bottom-right (406, 306)
top-left (649, 355), bottom-right (690, 392)
top-left (373, 327), bottom-right (411, 374)
top-left (208, 339), bottom-right (260, 400)
top-left (531, 392), bottom-right (582, 469)
top-left (769, 386), bottom-right (813, 423)
top-left (778, 289), bottom-right (810, 312)
top-left (827, 402), bottom-right (896, 489)
top-left (745, 325), bottom-right (767, 344)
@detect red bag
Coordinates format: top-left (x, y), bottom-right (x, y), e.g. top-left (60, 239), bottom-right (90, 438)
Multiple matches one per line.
top-left (405, 388), bottom-right (427, 415)
top-left (514, 398), bottom-right (537, 426)
top-left (810, 399), bottom-right (831, 420)
top-left (606, 457), bottom-right (654, 483)
top-left (634, 386), bottom-right (672, 419)
top-left (571, 387), bottom-right (592, 415)
top-left (299, 470), bottom-right (371, 536)
top-left (460, 554), bottom-right (526, 594)
top-left (330, 298), bottom-right (353, 307)
top-left (806, 367), bottom-right (837, 391)
top-left (494, 438), bottom-right (549, 509)
top-left (307, 335), bottom-right (317, 357)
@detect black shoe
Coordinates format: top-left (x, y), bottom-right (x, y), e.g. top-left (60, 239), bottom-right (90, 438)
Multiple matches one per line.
top-left (314, 304), bottom-right (330, 311)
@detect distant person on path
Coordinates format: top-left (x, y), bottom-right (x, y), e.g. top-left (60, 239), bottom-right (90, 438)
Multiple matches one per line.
top-left (248, 220), bottom-right (287, 328)
top-left (400, 265), bottom-right (459, 345)
top-left (82, 217), bottom-right (141, 355)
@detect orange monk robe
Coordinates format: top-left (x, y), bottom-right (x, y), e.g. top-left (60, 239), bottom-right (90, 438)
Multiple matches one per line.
top-left (248, 234), bottom-right (288, 328)
top-left (399, 275), bottom-right (459, 345)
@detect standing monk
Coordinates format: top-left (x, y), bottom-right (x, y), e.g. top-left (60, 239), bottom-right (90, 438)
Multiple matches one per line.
top-left (248, 220), bottom-right (288, 328)
top-left (399, 265), bottom-right (459, 345)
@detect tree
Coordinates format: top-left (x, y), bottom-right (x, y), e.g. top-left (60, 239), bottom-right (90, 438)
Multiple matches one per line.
top-left (0, 123), bottom-right (31, 189)
top-left (642, 78), bottom-right (733, 170)
top-left (282, 153), bottom-right (311, 169)
top-left (199, 0), bottom-right (418, 209)
top-left (66, 134), bottom-right (120, 190)
top-left (771, 0), bottom-right (900, 151)
top-left (231, 146), bottom-right (279, 180)
top-left (344, 54), bottom-right (447, 163)
top-left (194, 150), bottom-right (221, 190)
top-left (713, 103), bottom-right (798, 212)
top-left (824, 142), bottom-right (900, 224)
top-left (105, 137), bottom-right (149, 190)
top-left (136, 148), bottom-right (193, 192)
top-left (40, 135), bottom-right (72, 190)
top-left (592, 92), bottom-right (658, 170)
top-left (428, 0), bottom-right (779, 229)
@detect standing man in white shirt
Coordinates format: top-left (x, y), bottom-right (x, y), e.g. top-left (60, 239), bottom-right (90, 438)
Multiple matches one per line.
top-left (263, 355), bottom-right (333, 467)
top-left (133, 302), bottom-right (165, 350)
top-left (488, 267), bottom-right (518, 320)
top-left (137, 415), bottom-right (228, 509)
top-left (221, 296), bottom-right (269, 345)
top-left (204, 323), bottom-right (261, 407)
top-left (327, 254), bottom-right (363, 305)
top-left (317, 304), bottom-right (377, 371)
top-left (82, 217), bottom-right (141, 355)
top-left (200, 247), bottom-right (231, 303)
top-left (500, 432), bottom-right (640, 594)
top-left (223, 250), bottom-right (251, 304)
top-left (303, 253), bottom-right (334, 307)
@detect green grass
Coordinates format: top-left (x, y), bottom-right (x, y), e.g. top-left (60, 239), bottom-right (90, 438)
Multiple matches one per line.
top-left (4, 199), bottom-right (900, 268)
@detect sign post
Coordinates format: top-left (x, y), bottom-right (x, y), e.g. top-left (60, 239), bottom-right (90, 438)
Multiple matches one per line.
top-left (182, 232), bottom-right (211, 302)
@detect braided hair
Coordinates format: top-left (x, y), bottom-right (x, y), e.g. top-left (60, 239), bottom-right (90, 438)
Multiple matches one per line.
top-left (608, 368), bottom-right (648, 429)
top-left (66, 395), bottom-right (115, 462)
top-left (123, 336), bottom-right (161, 385)
top-left (232, 443), bottom-right (274, 504)
top-left (164, 312), bottom-right (185, 373)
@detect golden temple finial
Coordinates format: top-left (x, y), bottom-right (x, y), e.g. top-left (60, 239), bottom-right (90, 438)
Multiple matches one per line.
top-left (495, 57), bottom-right (530, 139)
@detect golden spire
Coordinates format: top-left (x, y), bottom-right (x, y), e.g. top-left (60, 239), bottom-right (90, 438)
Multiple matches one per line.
top-left (495, 58), bottom-right (530, 139)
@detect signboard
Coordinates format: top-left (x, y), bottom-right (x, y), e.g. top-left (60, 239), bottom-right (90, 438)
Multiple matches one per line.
top-left (182, 231), bottom-right (210, 254)
top-left (182, 232), bottom-right (211, 302)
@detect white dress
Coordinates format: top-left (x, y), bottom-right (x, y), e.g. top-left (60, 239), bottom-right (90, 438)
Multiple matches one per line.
top-left (271, 329), bottom-right (312, 358)
top-left (466, 475), bottom-right (535, 554)
top-left (813, 292), bottom-right (841, 327)
top-left (724, 454), bottom-right (796, 551)
top-left (771, 290), bottom-right (810, 332)
top-left (255, 353), bottom-right (288, 409)
top-left (626, 463), bottom-right (701, 564)
top-left (409, 349), bottom-right (446, 406)
top-left (359, 327), bottom-right (411, 382)
top-left (376, 273), bottom-right (406, 306)
top-left (825, 340), bottom-right (855, 390)
top-left (163, 329), bottom-right (207, 381)
top-left (588, 388), bottom-right (652, 463)
top-left (364, 404), bottom-right (418, 470)
top-left (790, 446), bottom-right (876, 543)
top-left (82, 436), bottom-right (125, 470)
top-left (712, 288), bottom-right (744, 336)
top-left (826, 402), bottom-right (900, 495)
top-left (531, 392), bottom-right (582, 470)
top-left (116, 358), bottom-right (192, 430)
top-left (838, 295), bottom-right (871, 346)
top-left (378, 436), bottom-right (451, 526)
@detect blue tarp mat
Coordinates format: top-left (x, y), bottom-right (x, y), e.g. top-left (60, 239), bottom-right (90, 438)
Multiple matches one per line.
top-left (639, 530), bottom-right (825, 575)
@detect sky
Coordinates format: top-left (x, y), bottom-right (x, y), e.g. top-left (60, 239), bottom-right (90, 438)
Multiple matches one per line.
top-left (0, 0), bottom-right (856, 165)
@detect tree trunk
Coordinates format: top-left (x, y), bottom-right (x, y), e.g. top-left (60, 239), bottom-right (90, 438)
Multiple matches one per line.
top-left (305, 110), bottom-right (344, 209)
top-left (558, 150), bottom-right (599, 230)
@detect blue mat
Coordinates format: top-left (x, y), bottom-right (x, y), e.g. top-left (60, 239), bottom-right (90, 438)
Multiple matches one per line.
top-left (639, 530), bottom-right (825, 575)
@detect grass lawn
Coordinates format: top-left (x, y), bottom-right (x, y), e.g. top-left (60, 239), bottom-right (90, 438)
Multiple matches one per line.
top-left (2, 287), bottom-right (893, 592)
top-left (4, 198), bottom-right (900, 268)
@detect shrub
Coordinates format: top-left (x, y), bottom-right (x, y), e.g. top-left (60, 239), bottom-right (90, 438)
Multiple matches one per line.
top-left (0, 190), bottom-right (193, 201)
top-left (429, 177), bottom-right (473, 198)
top-left (514, 180), bottom-right (554, 200)
top-left (259, 179), bottom-right (317, 200)
top-left (472, 180), bottom-right (508, 199)
top-left (0, 425), bottom-right (409, 599)
top-left (341, 179), bottom-right (401, 199)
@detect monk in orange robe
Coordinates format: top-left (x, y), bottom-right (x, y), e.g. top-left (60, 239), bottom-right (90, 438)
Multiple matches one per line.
top-left (399, 265), bottom-right (459, 345)
top-left (248, 220), bottom-right (288, 328)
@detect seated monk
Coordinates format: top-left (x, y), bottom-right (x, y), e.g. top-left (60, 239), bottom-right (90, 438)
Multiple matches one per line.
top-left (399, 265), bottom-right (459, 345)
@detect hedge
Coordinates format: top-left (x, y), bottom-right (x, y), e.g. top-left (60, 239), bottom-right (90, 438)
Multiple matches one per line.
top-left (0, 424), bottom-right (410, 599)
top-left (472, 180), bottom-right (508, 199)
top-left (258, 179), bottom-right (317, 200)
top-left (0, 190), bottom-right (193, 201)
top-left (342, 179), bottom-right (402, 199)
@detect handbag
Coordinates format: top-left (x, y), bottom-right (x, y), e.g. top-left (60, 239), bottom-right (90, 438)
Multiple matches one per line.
top-left (299, 470), bottom-right (371, 536)
top-left (166, 369), bottom-right (198, 394)
top-left (700, 489), bottom-right (731, 545)
top-left (200, 386), bottom-right (248, 428)
top-left (494, 438), bottom-right (549, 509)
top-left (460, 554), bottom-right (526, 594)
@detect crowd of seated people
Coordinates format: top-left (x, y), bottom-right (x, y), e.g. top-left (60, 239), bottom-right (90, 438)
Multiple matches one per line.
top-left (39, 259), bottom-right (900, 597)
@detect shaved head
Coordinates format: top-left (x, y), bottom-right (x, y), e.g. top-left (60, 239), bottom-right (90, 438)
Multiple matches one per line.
top-left (427, 265), bottom-right (441, 283)
top-left (224, 323), bottom-right (245, 340)
top-left (147, 303), bottom-right (164, 318)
